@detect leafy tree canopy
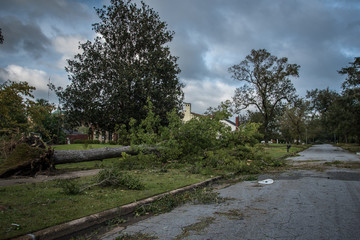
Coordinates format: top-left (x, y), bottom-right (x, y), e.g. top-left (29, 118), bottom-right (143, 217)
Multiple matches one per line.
top-left (306, 88), bottom-right (339, 116)
top-left (339, 57), bottom-right (360, 91)
top-left (279, 98), bottom-right (309, 144)
top-left (305, 57), bottom-right (360, 143)
top-left (0, 28), bottom-right (3, 44)
top-left (337, 57), bottom-right (360, 142)
top-left (229, 49), bottom-right (300, 142)
top-left (0, 81), bottom-right (35, 134)
top-left (58, 0), bottom-right (184, 131)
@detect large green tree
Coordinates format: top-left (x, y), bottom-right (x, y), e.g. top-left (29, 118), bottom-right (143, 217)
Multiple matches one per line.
top-left (229, 49), bottom-right (300, 142)
top-left (58, 0), bottom-right (183, 131)
top-left (306, 57), bottom-right (360, 143)
top-left (338, 57), bottom-right (360, 142)
top-left (306, 88), bottom-right (340, 141)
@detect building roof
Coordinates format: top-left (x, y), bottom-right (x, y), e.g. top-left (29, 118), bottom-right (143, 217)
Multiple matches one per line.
top-left (222, 119), bottom-right (236, 127)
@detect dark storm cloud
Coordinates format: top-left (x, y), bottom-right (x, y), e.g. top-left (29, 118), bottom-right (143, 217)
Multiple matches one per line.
top-left (0, 0), bottom-right (359, 114)
top-left (0, 0), bottom-right (96, 69)
top-left (0, 16), bottom-right (51, 59)
top-left (147, 0), bottom-right (360, 94)
top-left (0, 0), bottom-right (92, 24)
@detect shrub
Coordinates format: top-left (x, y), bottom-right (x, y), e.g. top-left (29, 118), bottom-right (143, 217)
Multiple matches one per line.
top-left (96, 167), bottom-right (144, 190)
top-left (57, 179), bottom-right (81, 195)
top-left (118, 152), bottom-right (162, 170)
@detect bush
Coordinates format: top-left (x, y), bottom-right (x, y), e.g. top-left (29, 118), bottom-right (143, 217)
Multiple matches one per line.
top-left (57, 179), bottom-right (81, 195)
top-left (96, 167), bottom-right (144, 190)
top-left (117, 152), bottom-right (161, 170)
top-left (73, 139), bottom-right (86, 144)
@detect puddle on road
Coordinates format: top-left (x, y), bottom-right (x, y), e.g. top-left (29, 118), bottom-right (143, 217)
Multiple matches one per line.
top-left (259, 170), bottom-right (360, 182)
top-left (326, 172), bottom-right (360, 181)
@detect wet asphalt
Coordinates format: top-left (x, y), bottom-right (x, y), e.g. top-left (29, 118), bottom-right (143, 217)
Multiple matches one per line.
top-left (101, 144), bottom-right (360, 240)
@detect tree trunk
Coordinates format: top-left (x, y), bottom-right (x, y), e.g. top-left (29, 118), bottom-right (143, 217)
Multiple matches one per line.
top-left (53, 146), bottom-right (158, 165)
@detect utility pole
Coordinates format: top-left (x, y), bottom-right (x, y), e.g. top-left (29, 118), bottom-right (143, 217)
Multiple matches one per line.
top-left (48, 77), bottom-right (51, 102)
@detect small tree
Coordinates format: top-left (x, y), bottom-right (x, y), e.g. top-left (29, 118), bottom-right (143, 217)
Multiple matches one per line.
top-left (0, 81), bottom-right (35, 134)
top-left (279, 98), bottom-right (309, 144)
top-left (229, 49), bottom-right (300, 142)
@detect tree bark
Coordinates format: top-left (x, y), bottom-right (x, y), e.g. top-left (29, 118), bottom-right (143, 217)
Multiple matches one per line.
top-left (53, 146), bottom-right (158, 164)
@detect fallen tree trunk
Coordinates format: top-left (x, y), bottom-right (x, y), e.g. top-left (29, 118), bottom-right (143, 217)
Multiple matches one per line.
top-left (53, 146), bottom-right (158, 165)
top-left (1, 138), bottom-right (159, 177)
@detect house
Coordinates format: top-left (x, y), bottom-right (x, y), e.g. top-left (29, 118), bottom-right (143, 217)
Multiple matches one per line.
top-left (182, 103), bottom-right (239, 131)
top-left (220, 119), bottom-right (238, 131)
top-left (182, 102), bottom-right (206, 122)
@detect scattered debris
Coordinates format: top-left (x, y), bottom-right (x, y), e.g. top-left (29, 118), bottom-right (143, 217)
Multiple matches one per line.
top-left (258, 179), bottom-right (274, 184)
top-left (175, 217), bottom-right (216, 240)
top-left (215, 209), bottom-right (245, 220)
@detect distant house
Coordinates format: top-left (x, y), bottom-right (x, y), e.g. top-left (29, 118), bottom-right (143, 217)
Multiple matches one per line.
top-left (182, 102), bottom-right (205, 122)
top-left (220, 119), bottom-right (237, 131)
top-left (182, 103), bottom-right (238, 131)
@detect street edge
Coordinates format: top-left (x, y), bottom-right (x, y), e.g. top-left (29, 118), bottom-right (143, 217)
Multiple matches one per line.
top-left (13, 176), bottom-right (222, 240)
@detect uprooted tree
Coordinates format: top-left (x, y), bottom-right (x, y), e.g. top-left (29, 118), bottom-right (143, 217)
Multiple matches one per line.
top-left (0, 100), bottom-right (264, 178)
top-left (0, 135), bottom-right (157, 177)
top-left (0, 135), bottom-right (53, 177)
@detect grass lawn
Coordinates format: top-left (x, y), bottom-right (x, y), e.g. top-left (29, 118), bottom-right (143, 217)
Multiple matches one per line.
top-left (0, 169), bottom-right (208, 239)
top-left (336, 143), bottom-right (360, 153)
top-left (52, 143), bottom-right (124, 150)
top-left (261, 143), bottom-right (310, 159)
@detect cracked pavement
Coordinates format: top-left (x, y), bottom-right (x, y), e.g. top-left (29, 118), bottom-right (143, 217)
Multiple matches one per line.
top-left (101, 144), bottom-right (360, 240)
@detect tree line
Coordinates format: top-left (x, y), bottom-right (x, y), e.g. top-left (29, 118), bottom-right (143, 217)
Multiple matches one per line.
top-left (0, 0), bottom-right (359, 146)
top-left (230, 49), bottom-right (360, 144)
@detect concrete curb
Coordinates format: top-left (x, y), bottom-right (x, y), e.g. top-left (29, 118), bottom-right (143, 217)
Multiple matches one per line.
top-left (13, 176), bottom-right (222, 240)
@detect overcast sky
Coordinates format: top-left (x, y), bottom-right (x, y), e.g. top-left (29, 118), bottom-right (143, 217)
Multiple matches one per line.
top-left (0, 0), bottom-right (359, 115)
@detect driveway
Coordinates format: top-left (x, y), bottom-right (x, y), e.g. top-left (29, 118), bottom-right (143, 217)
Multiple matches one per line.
top-left (101, 144), bottom-right (360, 240)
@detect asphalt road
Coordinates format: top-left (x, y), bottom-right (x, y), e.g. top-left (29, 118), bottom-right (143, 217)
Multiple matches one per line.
top-left (101, 144), bottom-right (360, 240)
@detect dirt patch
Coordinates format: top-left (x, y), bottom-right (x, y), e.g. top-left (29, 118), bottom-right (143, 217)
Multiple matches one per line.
top-left (215, 209), bottom-right (245, 220)
top-left (175, 217), bottom-right (216, 240)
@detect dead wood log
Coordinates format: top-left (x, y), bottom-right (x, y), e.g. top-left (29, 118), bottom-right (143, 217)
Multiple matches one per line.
top-left (53, 146), bottom-right (159, 165)
top-left (0, 136), bottom-right (159, 177)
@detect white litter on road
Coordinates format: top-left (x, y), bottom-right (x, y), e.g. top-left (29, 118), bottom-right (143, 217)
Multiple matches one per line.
top-left (258, 179), bottom-right (274, 184)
